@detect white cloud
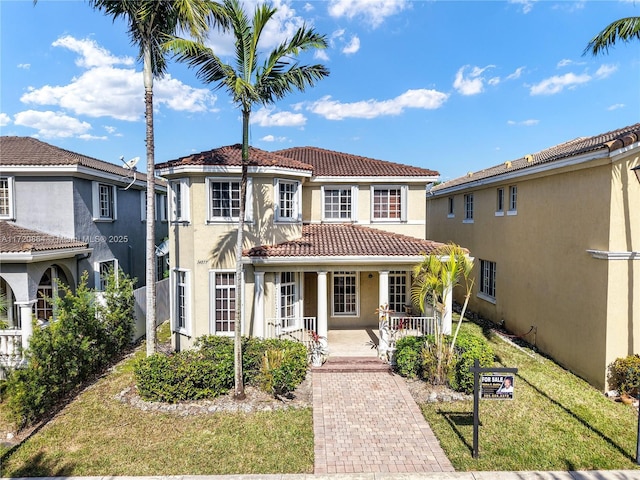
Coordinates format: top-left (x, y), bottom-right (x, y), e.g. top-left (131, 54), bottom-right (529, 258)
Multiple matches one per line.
top-left (529, 72), bottom-right (591, 95)
top-left (261, 134), bottom-right (288, 142)
top-left (453, 65), bottom-right (495, 96)
top-left (20, 36), bottom-right (216, 122)
top-left (13, 110), bottom-right (104, 139)
top-left (307, 89), bottom-right (449, 120)
top-left (303, 2), bottom-right (314, 12)
top-left (251, 107), bottom-right (307, 127)
top-left (508, 0), bottom-right (537, 14)
top-left (18, 63), bottom-right (30, 70)
top-left (607, 103), bottom-right (625, 111)
top-left (507, 119), bottom-right (539, 126)
top-left (557, 59), bottom-right (573, 68)
top-left (52, 35), bottom-right (134, 69)
top-left (0, 113), bottom-right (11, 126)
top-left (506, 67), bottom-right (525, 80)
top-left (595, 64), bottom-right (617, 79)
top-left (328, 0), bottom-right (407, 28)
top-left (315, 50), bottom-right (330, 61)
top-left (342, 36), bottom-right (360, 55)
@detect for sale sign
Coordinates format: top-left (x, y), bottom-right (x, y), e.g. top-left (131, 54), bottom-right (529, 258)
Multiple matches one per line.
top-left (481, 374), bottom-right (514, 399)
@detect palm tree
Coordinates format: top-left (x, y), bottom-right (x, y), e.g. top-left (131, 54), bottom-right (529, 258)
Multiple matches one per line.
top-left (411, 243), bottom-right (474, 383)
top-left (585, 16), bottom-right (640, 55)
top-left (86, 0), bottom-right (228, 357)
top-left (169, 0), bottom-right (329, 399)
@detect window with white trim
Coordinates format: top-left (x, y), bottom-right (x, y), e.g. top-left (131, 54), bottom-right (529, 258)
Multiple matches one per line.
top-left (447, 196), bottom-right (454, 218)
top-left (479, 260), bottom-right (496, 300)
top-left (206, 177), bottom-right (253, 223)
top-left (96, 259), bottom-right (118, 291)
top-left (92, 182), bottom-right (117, 221)
top-left (169, 179), bottom-right (190, 223)
top-left (210, 271), bottom-right (235, 335)
top-left (464, 194), bottom-right (474, 222)
top-left (323, 186), bottom-right (355, 221)
top-left (372, 186), bottom-right (406, 221)
top-left (157, 193), bottom-right (168, 222)
top-left (275, 179), bottom-right (301, 222)
top-left (332, 271), bottom-right (358, 316)
top-left (389, 271), bottom-right (409, 314)
top-left (174, 269), bottom-right (191, 334)
top-left (0, 177), bottom-right (15, 219)
top-left (278, 272), bottom-right (300, 329)
top-left (508, 185), bottom-right (518, 214)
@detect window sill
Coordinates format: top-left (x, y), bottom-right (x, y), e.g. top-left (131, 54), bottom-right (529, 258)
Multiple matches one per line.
top-left (477, 292), bottom-right (496, 304)
top-left (170, 220), bottom-right (190, 225)
top-left (495, 211), bottom-right (504, 217)
top-left (507, 210), bottom-right (517, 216)
top-left (93, 218), bottom-right (115, 223)
top-left (462, 219), bottom-right (474, 224)
top-left (447, 214), bottom-right (455, 219)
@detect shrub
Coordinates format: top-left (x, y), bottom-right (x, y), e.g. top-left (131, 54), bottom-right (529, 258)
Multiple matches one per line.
top-left (4, 270), bottom-right (136, 428)
top-left (100, 268), bottom-right (136, 356)
top-left (394, 336), bottom-right (427, 378)
top-left (608, 354), bottom-right (640, 395)
top-left (133, 336), bottom-right (307, 402)
top-left (450, 330), bottom-right (494, 393)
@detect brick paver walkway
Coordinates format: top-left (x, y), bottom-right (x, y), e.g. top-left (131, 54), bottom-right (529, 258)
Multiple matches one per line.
top-left (312, 363), bottom-right (455, 474)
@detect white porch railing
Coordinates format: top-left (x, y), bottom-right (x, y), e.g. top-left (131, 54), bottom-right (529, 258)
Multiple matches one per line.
top-left (0, 329), bottom-right (23, 368)
top-left (389, 316), bottom-right (438, 338)
top-left (266, 317), bottom-right (317, 348)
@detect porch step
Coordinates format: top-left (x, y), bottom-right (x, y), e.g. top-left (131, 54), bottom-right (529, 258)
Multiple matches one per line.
top-left (313, 356), bottom-right (392, 373)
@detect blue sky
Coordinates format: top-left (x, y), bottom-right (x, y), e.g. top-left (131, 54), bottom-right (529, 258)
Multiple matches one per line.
top-left (1, 0), bottom-right (638, 181)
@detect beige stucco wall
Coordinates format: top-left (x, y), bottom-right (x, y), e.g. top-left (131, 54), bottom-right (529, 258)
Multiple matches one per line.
top-left (426, 154), bottom-right (639, 390)
top-left (303, 182), bottom-right (427, 238)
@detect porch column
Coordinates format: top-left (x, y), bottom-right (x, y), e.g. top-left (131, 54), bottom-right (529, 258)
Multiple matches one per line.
top-left (253, 271), bottom-right (265, 338)
top-left (16, 301), bottom-right (35, 354)
top-left (442, 284), bottom-right (453, 335)
top-left (378, 270), bottom-right (389, 312)
top-left (316, 271), bottom-right (328, 339)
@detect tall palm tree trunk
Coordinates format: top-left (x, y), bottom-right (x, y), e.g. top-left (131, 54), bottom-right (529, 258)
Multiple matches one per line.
top-left (144, 44), bottom-right (157, 357)
top-left (232, 108), bottom-right (250, 400)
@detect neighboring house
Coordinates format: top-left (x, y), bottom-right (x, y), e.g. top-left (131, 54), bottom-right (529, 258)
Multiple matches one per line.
top-left (155, 145), bottom-right (445, 352)
top-left (426, 123), bottom-right (640, 391)
top-left (0, 136), bottom-right (169, 359)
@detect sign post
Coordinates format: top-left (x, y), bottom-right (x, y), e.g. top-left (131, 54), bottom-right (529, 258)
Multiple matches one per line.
top-left (469, 359), bottom-right (518, 458)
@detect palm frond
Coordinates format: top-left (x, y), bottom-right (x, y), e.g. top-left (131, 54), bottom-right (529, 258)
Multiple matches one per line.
top-left (585, 16), bottom-right (640, 55)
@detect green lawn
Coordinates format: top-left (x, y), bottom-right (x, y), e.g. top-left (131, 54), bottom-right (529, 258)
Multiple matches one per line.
top-left (0, 347), bottom-right (314, 476)
top-left (1, 319), bottom-right (638, 475)
top-left (420, 321), bottom-right (640, 471)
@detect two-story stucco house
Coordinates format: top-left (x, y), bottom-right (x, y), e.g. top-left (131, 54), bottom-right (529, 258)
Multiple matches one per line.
top-left (426, 123), bottom-right (640, 390)
top-left (0, 136), bottom-right (169, 358)
top-left (156, 145), bottom-right (446, 352)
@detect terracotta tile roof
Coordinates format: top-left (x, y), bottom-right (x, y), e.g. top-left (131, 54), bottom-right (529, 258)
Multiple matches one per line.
top-left (246, 223), bottom-right (445, 258)
top-left (432, 123), bottom-right (640, 192)
top-left (156, 144), bottom-right (314, 172)
top-left (275, 146), bottom-right (439, 177)
top-left (0, 222), bottom-right (88, 254)
top-left (0, 136), bottom-right (160, 184)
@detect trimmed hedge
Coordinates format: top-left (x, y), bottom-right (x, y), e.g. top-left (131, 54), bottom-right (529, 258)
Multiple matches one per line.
top-left (608, 354), bottom-right (640, 395)
top-left (134, 336), bottom-right (308, 403)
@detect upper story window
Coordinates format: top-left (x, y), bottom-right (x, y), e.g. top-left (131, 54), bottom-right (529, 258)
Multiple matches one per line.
top-left (206, 177), bottom-right (253, 223)
top-left (92, 182), bottom-right (117, 221)
top-left (169, 179), bottom-right (190, 223)
top-left (372, 185), bottom-right (407, 222)
top-left (140, 191), bottom-right (168, 222)
top-left (275, 179), bottom-right (301, 222)
top-left (496, 188), bottom-right (505, 216)
top-left (508, 185), bottom-right (518, 215)
top-left (322, 186), bottom-right (356, 221)
top-left (447, 196), bottom-right (454, 218)
top-left (174, 268), bottom-right (191, 335)
top-left (96, 259), bottom-right (118, 291)
top-left (464, 193), bottom-right (474, 223)
top-left (0, 177), bottom-right (15, 220)
top-left (479, 259), bottom-right (496, 302)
